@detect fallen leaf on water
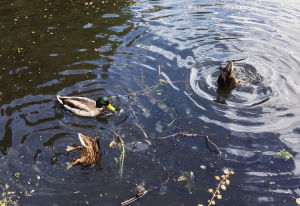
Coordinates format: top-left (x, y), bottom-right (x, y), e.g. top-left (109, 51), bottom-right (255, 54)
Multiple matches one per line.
top-left (296, 198), bottom-right (300, 205)
top-left (177, 171), bottom-right (194, 194)
top-left (159, 79), bottom-right (167, 84)
top-left (109, 140), bottom-right (117, 148)
top-left (275, 149), bottom-right (293, 161)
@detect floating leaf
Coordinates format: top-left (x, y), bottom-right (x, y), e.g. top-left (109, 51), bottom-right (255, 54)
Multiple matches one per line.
top-left (14, 172), bottom-right (20, 178)
top-left (275, 149), bottom-right (293, 161)
top-left (109, 140), bottom-right (117, 148)
top-left (296, 198), bottom-right (300, 205)
top-left (142, 108), bottom-right (147, 113)
top-left (159, 79), bottom-right (167, 84)
top-left (177, 171), bottom-right (194, 194)
top-left (177, 175), bottom-right (187, 182)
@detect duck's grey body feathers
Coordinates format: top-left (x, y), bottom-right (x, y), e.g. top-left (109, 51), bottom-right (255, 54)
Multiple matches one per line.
top-left (57, 95), bottom-right (104, 117)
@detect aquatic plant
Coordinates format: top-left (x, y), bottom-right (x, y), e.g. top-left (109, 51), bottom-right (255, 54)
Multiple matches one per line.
top-left (198, 169), bottom-right (234, 206)
top-left (111, 131), bottom-right (125, 178)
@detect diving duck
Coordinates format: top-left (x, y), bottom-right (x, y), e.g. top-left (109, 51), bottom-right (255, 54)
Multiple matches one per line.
top-left (66, 133), bottom-right (101, 170)
top-left (217, 61), bottom-right (243, 90)
top-left (57, 95), bottom-right (115, 117)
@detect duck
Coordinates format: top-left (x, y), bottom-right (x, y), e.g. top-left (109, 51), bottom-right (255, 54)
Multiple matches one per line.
top-left (57, 95), bottom-right (115, 117)
top-left (217, 61), bottom-right (243, 90)
top-left (66, 133), bottom-right (101, 170)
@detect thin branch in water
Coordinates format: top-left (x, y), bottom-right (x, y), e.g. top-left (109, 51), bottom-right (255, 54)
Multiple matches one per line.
top-left (158, 132), bottom-right (207, 139)
top-left (205, 136), bottom-right (221, 157)
top-left (134, 123), bottom-right (148, 139)
top-left (158, 132), bottom-right (221, 156)
top-left (120, 187), bottom-right (155, 206)
top-left (158, 65), bottom-right (161, 77)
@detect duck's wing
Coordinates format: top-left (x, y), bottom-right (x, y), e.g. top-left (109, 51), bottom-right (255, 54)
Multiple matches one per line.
top-left (57, 95), bottom-right (96, 106)
top-left (63, 104), bottom-right (97, 116)
top-left (57, 95), bottom-right (96, 110)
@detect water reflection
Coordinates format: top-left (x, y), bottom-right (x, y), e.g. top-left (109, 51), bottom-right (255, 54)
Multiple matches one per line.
top-left (0, 0), bottom-right (300, 205)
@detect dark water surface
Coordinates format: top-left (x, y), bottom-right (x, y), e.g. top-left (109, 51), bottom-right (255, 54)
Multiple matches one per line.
top-left (1, 0), bottom-right (300, 205)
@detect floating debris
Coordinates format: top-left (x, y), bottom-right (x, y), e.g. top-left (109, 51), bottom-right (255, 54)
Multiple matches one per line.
top-left (177, 171), bottom-right (194, 194)
top-left (275, 149), bottom-right (293, 161)
top-left (120, 186), bottom-right (155, 206)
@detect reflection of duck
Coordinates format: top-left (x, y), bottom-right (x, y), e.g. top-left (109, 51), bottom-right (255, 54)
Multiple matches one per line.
top-left (215, 61), bottom-right (243, 104)
top-left (66, 133), bottom-right (101, 170)
top-left (217, 61), bottom-right (243, 90)
top-left (57, 95), bottom-right (115, 117)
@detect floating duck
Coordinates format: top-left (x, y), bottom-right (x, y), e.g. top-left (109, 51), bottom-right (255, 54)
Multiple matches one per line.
top-left (57, 95), bottom-right (115, 117)
top-left (66, 133), bottom-right (101, 170)
top-left (217, 61), bottom-right (243, 90)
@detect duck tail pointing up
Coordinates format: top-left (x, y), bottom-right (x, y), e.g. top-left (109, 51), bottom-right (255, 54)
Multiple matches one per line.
top-left (78, 133), bottom-right (88, 147)
top-left (57, 95), bottom-right (64, 104)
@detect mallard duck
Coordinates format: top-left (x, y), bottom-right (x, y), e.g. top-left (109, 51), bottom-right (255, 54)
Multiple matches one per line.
top-left (66, 133), bottom-right (101, 170)
top-left (217, 61), bottom-right (243, 90)
top-left (57, 95), bottom-right (115, 117)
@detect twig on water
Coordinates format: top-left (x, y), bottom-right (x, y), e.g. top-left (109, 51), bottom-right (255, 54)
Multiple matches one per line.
top-left (134, 123), bottom-right (148, 139)
top-left (120, 187), bottom-right (156, 206)
top-left (108, 78), bottom-right (186, 100)
top-left (205, 136), bottom-right (221, 157)
top-left (158, 132), bottom-right (221, 157)
top-left (158, 65), bottom-right (161, 77)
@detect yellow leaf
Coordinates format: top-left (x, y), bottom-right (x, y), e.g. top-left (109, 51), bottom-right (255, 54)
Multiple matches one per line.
top-left (109, 141), bottom-right (116, 148)
top-left (177, 175), bottom-right (187, 182)
top-left (296, 198), bottom-right (300, 205)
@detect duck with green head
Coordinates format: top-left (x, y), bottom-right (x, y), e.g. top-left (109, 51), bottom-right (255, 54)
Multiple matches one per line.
top-left (57, 95), bottom-right (115, 117)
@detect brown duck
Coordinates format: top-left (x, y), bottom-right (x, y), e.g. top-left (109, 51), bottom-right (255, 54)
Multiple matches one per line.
top-left (217, 61), bottom-right (243, 90)
top-left (66, 133), bottom-right (101, 170)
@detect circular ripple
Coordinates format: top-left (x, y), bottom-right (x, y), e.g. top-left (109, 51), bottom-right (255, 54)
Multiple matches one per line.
top-left (190, 59), bottom-right (272, 107)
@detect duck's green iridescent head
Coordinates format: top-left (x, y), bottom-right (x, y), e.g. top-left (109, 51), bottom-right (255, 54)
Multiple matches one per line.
top-left (96, 97), bottom-right (115, 111)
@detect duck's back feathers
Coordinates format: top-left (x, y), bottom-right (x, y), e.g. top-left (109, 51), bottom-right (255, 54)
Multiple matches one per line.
top-left (57, 95), bottom-right (96, 108)
top-left (57, 95), bottom-right (104, 117)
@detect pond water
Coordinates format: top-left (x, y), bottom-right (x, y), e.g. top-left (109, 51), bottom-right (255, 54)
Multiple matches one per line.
top-left (0, 0), bottom-right (300, 205)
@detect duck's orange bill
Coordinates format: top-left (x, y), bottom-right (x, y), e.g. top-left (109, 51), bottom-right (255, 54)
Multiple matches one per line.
top-left (107, 104), bottom-right (115, 111)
